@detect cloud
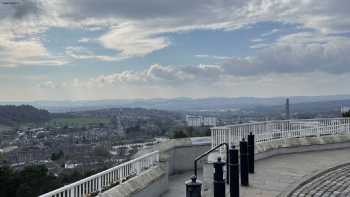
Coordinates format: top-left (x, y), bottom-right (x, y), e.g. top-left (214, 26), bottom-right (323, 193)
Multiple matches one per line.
top-left (249, 43), bottom-right (269, 49)
top-left (1, 0), bottom-right (350, 66)
top-left (38, 81), bottom-right (58, 89)
top-left (0, 30), bottom-right (66, 67)
top-left (81, 31), bottom-right (350, 86)
top-left (65, 46), bottom-right (119, 61)
top-left (261, 29), bottom-right (280, 37)
top-left (251, 38), bottom-right (265, 42)
top-left (224, 32), bottom-right (350, 75)
top-left (195, 54), bottom-right (233, 60)
top-left (98, 23), bottom-right (170, 57)
top-left (78, 38), bottom-right (92, 43)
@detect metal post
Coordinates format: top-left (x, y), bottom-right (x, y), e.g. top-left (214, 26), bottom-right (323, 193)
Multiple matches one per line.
top-left (248, 133), bottom-right (255, 174)
top-left (214, 157), bottom-right (225, 197)
top-left (229, 146), bottom-right (239, 197)
top-left (226, 149), bottom-right (229, 184)
top-left (186, 176), bottom-right (202, 197)
top-left (240, 139), bottom-right (249, 186)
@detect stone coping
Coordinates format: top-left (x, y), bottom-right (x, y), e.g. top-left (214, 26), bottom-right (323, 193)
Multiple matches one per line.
top-left (256, 133), bottom-right (350, 155)
top-left (208, 133), bottom-right (350, 162)
top-left (100, 166), bottom-right (166, 197)
top-left (135, 137), bottom-right (211, 162)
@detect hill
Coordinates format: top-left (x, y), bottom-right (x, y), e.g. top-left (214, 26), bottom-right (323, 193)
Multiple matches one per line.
top-left (2, 95), bottom-right (350, 112)
top-left (0, 105), bottom-right (50, 126)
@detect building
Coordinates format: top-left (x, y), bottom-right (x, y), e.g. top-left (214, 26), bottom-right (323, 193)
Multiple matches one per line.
top-left (286, 98), bottom-right (290, 119)
top-left (186, 115), bottom-right (217, 127)
top-left (341, 105), bottom-right (350, 113)
top-left (185, 115), bottom-right (202, 127)
top-left (203, 117), bottom-right (217, 126)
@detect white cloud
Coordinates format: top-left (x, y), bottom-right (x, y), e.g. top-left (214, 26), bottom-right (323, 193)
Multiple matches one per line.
top-left (261, 29), bottom-right (280, 37)
top-left (65, 46), bottom-right (119, 61)
top-left (195, 54), bottom-right (233, 60)
top-left (38, 81), bottom-right (58, 89)
top-left (34, 71), bottom-right (350, 100)
top-left (78, 38), bottom-right (92, 43)
top-left (0, 30), bottom-right (66, 67)
top-left (221, 32), bottom-right (350, 76)
top-left (251, 38), bottom-right (265, 42)
top-left (1, 0), bottom-right (350, 69)
top-left (98, 23), bottom-right (171, 57)
top-left (249, 43), bottom-right (269, 49)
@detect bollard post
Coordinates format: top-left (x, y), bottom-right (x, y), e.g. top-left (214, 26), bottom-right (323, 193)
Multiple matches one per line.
top-left (240, 138), bottom-right (249, 186)
top-left (186, 175), bottom-right (202, 197)
top-left (248, 132), bottom-right (255, 174)
top-left (229, 146), bottom-right (239, 197)
top-left (226, 149), bottom-right (229, 184)
top-left (213, 157), bottom-right (226, 197)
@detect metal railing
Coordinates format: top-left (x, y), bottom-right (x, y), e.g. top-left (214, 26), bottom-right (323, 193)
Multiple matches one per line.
top-left (39, 151), bottom-right (159, 197)
top-left (211, 118), bottom-right (350, 150)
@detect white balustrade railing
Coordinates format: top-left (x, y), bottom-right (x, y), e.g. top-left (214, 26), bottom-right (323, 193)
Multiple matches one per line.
top-left (39, 151), bottom-right (159, 197)
top-left (211, 118), bottom-right (350, 149)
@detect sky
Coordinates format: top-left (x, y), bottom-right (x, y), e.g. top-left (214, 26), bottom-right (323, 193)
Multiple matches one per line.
top-left (0, 0), bottom-right (350, 101)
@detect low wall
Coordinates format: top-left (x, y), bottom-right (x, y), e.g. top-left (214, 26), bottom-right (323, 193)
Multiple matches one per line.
top-left (202, 133), bottom-right (350, 195)
top-left (161, 138), bottom-right (211, 175)
top-left (101, 137), bottom-right (211, 197)
top-left (255, 133), bottom-right (350, 160)
top-left (100, 165), bottom-right (168, 197)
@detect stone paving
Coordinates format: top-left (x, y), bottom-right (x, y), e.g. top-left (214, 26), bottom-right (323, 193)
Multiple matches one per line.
top-left (163, 148), bottom-right (350, 197)
top-left (290, 164), bottom-right (350, 197)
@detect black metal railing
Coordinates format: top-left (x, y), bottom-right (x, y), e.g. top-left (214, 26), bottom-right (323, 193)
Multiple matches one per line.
top-left (194, 143), bottom-right (229, 179)
top-left (186, 133), bottom-right (255, 197)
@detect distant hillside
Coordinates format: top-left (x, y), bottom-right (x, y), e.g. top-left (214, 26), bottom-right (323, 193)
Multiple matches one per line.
top-left (0, 105), bottom-right (50, 126)
top-left (1, 95), bottom-right (350, 112)
top-left (250, 99), bottom-right (350, 118)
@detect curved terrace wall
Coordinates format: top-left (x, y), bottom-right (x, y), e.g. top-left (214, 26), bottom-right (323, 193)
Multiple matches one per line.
top-left (102, 133), bottom-right (350, 197)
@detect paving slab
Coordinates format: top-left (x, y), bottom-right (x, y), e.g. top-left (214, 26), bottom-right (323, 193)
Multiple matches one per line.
top-left (163, 148), bottom-right (350, 197)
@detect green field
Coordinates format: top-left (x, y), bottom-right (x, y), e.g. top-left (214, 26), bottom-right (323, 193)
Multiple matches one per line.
top-left (48, 116), bottom-right (110, 128)
top-left (0, 124), bottom-right (12, 132)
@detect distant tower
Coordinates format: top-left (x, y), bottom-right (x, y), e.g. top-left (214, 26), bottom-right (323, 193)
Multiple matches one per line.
top-left (285, 98), bottom-right (290, 120)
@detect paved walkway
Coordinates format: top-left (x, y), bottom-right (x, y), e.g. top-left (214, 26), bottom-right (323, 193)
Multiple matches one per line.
top-left (290, 164), bottom-right (350, 197)
top-left (162, 148), bottom-right (350, 197)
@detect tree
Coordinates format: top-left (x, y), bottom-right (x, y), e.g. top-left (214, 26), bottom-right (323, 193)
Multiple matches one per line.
top-left (172, 130), bottom-right (188, 139)
top-left (343, 110), bottom-right (350, 117)
top-left (51, 150), bottom-right (64, 161)
top-left (94, 145), bottom-right (111, 158)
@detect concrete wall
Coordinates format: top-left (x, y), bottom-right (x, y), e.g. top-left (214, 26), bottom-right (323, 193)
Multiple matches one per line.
top-left (100, 166), bottom-right (168, 197)
top-left (101, 137), bottom-right (211, 197)
top-left (166, 143), bottom-right (211, 175)
top-left (255, 134), bottom-right (350, 160)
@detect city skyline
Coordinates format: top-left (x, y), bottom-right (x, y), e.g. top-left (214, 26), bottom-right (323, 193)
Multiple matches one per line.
top-left (0, 0), bottom-right (350, 101)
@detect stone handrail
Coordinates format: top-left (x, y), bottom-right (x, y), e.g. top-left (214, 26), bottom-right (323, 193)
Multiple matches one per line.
top-left (39, 151), bottom-right (159, 197)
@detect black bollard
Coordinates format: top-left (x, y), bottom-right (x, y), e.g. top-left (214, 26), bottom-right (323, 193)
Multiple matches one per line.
top-left (229, 146), bottom-right (239, 197)
top-left (248, 132), bottom-right (255, 174)
top-left (213, 157), bottom-right (226, 197)
top-left (186, 176), bottom-right (202, 197)
top-left (240, 139), bottom-right (249, 186)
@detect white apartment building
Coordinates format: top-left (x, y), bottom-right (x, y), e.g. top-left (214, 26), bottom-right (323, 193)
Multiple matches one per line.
top-left (186, 115), bottom-right (217, 127)
top-left (341, 106), bottom-right (350, 113)
top-left (203, 117), bottom-right (217, 126)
